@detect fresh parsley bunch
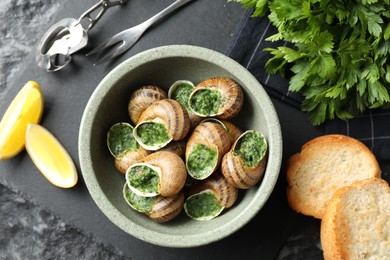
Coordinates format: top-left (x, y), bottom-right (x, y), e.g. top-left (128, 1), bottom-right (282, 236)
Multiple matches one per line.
top-left (230, 0), bottom-right (390, 125)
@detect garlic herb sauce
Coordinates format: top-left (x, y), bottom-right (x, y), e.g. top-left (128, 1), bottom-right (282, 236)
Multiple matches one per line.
top-left (187, 144), bottom-right (217, 179)
top-left (124, 185), bottom-right (155, 213)
top-left (233, 131), bottom-right (266, 167)
top-left (171, 83), bottom-right (193, 109)
top-left (128, 165), bottom-right (160, 194)
top-left (185, 190), bottom-right (223, 219)
top-left (136, 122), bottom-right (170, 146)
top-left (190, 88), bottom-right (222, 116)
top-left (108, 123), bottom-right (138, 157)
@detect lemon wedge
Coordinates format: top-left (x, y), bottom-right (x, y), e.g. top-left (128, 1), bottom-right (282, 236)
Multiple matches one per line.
top-left (25, 124), bottom-right (78, 188)
top-left (0, 81), bottom-right (44, 160)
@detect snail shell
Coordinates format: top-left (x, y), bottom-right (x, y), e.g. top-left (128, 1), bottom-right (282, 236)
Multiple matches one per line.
top-left (134, 99), bottom-right (190, 150)
top-left (185, 121), bottom-right (231, 180)
top-left (114, 147), bottom-right (151, 174)
top-left (201, 118), bottom-right (242, 144)
top-left (188, 77), bottom-right (244, 119)
top-left (128, 85), bottom-right (167, 125)
top-left (107, 122), bottom-right (151, 174)
top-left (158, 140), bottom-right (187, 159)
top-left (184, 173), bottom-right (238, 220)
top-left (220, 120), bottom-right (243, 143)
top-left (168, 80), bottom-right (203, 129)
top-left (126, 151), bottom-right (187, 197)
top-left (221, 130), bottom-right (268, 189)
top-left (123, 183), bottom-right (184, 223)
top-left (149, 191), bottom-right (184, 223)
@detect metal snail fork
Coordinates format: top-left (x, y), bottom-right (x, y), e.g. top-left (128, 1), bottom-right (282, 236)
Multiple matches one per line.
top-left (87, 0), bottom-right (196, 64)
top-left (36, 0), bottom-right (127, 72)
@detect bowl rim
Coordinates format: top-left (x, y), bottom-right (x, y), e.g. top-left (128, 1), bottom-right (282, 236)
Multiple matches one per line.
top-left (79, 44), bottom-right (282, 248)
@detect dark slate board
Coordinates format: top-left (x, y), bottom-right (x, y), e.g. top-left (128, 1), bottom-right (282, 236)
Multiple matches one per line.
top-left (0, 0), bottom-right (323, 259)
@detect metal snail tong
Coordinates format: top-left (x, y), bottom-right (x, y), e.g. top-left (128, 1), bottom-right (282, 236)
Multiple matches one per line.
top-left (35, 0), bottom-right (127, 72)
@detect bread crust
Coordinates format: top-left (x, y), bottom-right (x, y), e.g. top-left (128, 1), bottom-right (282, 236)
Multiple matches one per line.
top-left (287, 134), bottom-right (381, 219)
top-left (321, 178), bottom-right (390, 260)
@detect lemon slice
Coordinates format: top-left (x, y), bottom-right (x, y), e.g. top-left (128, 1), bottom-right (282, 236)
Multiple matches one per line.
top-left (25, 124), bottom-right (78, 188)
top-left (0, 81), bottom-right (44, 160)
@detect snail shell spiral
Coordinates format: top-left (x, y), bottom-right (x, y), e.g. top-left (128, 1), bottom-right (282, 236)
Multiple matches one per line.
top-left (189, 77), bottom-right (244, 119)
top-left (149, 191), bottom-right (184, 223)
top-left (126, 151), bottom-right (187, 197)
top-left (184, 173), bottom-right (238, 220)
top-left (123, 183), bottom-right (184, 223)
top-left (128, 85), bottom-right (167, 125)
top-left (221, 130), bottom-right (267, 189)
top-left (185, 121), bottom-right (231, 180)
top-left (188, 173), bottom-right (238, 209)
top-left (114, 147), bottom-right (151, 174)
top-left (201, 118), bottom-right (242, 144)
top-left (134, 99), bottom-right (190, 150)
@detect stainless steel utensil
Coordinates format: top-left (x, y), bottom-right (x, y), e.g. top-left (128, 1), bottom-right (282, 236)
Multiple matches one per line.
top-left (36, 0), bottom-right (127, 72)
top-left (87, 0), bottom-right (195, 64)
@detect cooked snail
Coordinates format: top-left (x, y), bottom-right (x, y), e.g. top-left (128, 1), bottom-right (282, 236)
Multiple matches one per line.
top-left (221, 130), bottom-right (267, 189)
top-left (185, 121), bottom-right (231, 180)
top-left (125, 151), bottom-right (187, 197)
top-left (168, 80), bottom-right (194, 108)
top-left (201, 118), bottom-right (242, 144)
top-left (107, 122), bottom-right (150, 174)
top-left (114, 147), bottom-right (151, 174)
top-left (123, 183), bottom-right (184, 223)
top-left (188, 77), bottom-right (244, 119)
top-left (113, 76), bottom-right (268, 223)
top-left (168, 80), bottom-right (203, 129)
top-left (128, 85), bottom-right (167, 125)
top-left (133, 99), bottom-right (190, 150)
top-left (184, 173), bottom-right (238, 220)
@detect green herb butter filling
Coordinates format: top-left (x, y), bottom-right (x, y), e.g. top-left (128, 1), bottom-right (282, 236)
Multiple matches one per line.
top-left (172, 83), bottom-right (194, 109)
top-left (123, 184), bottom-right (156, 213)
top-left (108, 123), bottom-right (138, 158)
top-left (127, 165), bottom-right (160, 196)
top-left (190, 88), bottom-right (222, 116)
top-left (184, 190), bottom-right (223, 220)
top-left (233, 131), bottom-right (267, 167)
top-left (136, 122), bottom-right (170, 147)
top-left (187, 144), bottom-right (218, 180)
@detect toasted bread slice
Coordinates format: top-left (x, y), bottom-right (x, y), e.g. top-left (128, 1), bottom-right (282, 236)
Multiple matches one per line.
top-left (287, 134), bottom-right (381, 219)
top-left (321, 178), bottom-right (390, 260)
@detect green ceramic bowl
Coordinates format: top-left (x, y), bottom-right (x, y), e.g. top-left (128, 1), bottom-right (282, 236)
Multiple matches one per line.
top-left (79, 45), bottom-right (282, 248)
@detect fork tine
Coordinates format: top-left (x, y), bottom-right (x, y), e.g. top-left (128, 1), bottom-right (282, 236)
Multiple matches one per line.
top-left (93, 41), bottom-right (129, 65)
top-left (86, 36), bottom-right (122, 56)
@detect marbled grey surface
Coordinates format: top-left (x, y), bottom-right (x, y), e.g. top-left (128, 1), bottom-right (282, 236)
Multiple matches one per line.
top-left (276, 216), bottom-right (323, 260)
top-left (0, 0), bottom-right (323, 259)
top-left (0, 184), bottom-right (130, 260)
top-left (0, 0), bottom-right (59, 92)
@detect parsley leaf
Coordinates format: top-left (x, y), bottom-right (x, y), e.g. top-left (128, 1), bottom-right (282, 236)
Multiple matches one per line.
top-left (229, 0), bottom-right (269, 17)
top-left (232, 0), bottom-right (390, 125)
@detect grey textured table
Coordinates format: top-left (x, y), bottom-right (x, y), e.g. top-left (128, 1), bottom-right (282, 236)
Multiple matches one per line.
top-left (2, 0), bottom-right (387, 259)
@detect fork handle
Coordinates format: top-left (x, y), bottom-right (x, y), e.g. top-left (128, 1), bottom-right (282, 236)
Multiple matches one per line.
top-left (141, 0), bottom-right (196, 29)
top-left (77, 0), bottom-right (128, 32)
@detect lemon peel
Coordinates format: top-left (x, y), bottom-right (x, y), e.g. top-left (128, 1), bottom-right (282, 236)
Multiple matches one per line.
top-left (25, 124), bottom-right (78, 188)
top-left (0, 81), bottom-right (44, 160)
